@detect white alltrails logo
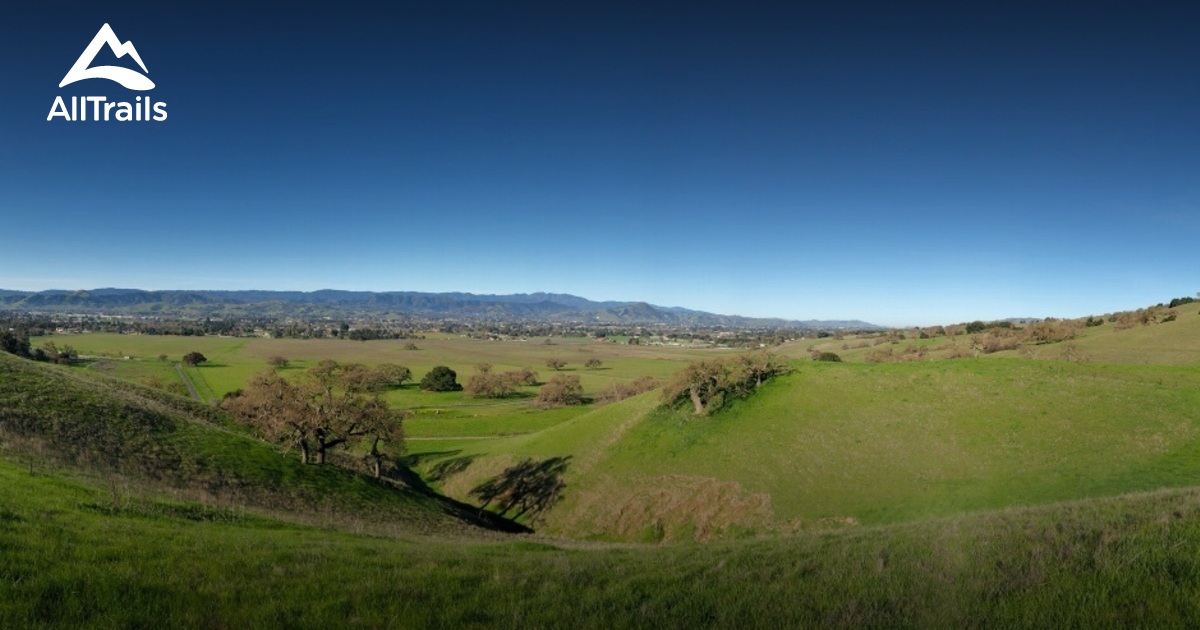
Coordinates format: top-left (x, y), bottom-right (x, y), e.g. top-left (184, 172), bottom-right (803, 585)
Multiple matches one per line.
top-left (48, 23), bottom-right (168, 122)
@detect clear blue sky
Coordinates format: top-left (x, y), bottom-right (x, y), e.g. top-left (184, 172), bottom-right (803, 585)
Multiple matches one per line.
top-left (2, 2), bottom-right (1197, 326)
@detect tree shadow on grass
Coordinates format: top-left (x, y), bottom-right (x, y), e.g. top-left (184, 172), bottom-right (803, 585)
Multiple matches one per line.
top-left (427, 455), bottom-right (476, 482)
top-left (469, 456), bottom-right (571, 524)
top-left (385, 452), bottom-right (531, 534)
top-left (401, 450), bottom-right (462, 468)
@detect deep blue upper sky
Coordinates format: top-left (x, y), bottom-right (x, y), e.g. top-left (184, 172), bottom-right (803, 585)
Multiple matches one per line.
top-left (2, 1), bottom-right (1198, 326)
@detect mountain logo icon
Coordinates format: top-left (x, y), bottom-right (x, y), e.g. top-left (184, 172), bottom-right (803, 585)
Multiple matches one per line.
top-left (59, 23), bottom-right (155, 91)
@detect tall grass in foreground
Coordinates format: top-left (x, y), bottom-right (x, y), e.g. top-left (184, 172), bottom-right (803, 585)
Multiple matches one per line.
top-left (2, 455), bottom-right (1200, 627)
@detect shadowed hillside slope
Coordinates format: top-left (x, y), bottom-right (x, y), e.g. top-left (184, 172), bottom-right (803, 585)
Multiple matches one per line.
top-left (0, 352), bottom-right (523, 536)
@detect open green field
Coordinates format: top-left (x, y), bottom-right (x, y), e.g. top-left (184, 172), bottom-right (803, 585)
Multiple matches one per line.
top-left (43, 331), bottom-right (720, 401)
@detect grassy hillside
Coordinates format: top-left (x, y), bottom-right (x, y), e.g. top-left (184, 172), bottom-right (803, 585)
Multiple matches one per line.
top-left (1031, 301), bottom-right (1200, 365)
top-left (0, 352), bottom-right (518, 536)
top-left (414, 359), bottom-right (1200, 540)
top-left (4, 450), bottom-right (1200, 626)
top-left (805, 301), bottom-right (1200, 365)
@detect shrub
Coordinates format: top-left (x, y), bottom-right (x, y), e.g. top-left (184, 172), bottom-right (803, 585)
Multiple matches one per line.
top-left (596, 376), bottom-right (659, 404)
top-left (981, 335), bottom-right (1021, 354)
top-left (511, 367), bottom-right (540, 386)
top-left (535, 375), bottom-right (585, 407)
top-left (420, 366), bottom-right (462, 392)
top-left (1025, 320), bottom-right (1079, 345)
top-left (465, 370), bottom-right (521, 399)
top-left (812, 352), bottom-right (842, 362)
top-left (865, 348), bottom-right (895, 363)
top-left (267, 356), bottom-right (289, 369)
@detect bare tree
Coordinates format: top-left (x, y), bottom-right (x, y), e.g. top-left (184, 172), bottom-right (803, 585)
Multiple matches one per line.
top-left (223, 361), bottom-right (406, 469)
top-left (374, 363), bottom-right (412, 388)
top-left (534, 374), bottom-right (585, 407)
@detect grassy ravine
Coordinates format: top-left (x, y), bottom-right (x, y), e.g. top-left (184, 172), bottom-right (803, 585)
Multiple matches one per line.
top-left (3, 453), bottom-right (1200, 627)
top-left (0, 352), bottom-right (519, 536)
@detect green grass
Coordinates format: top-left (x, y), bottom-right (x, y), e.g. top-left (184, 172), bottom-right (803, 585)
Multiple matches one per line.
top-left (409, 359), bottom-right (1200, 540)
top-left (35, 332), bottom-right (709, 408)
top-left (5, 453), bottom-right (1200, 627)
top-left (0, 352), bottom-right (513, 536)
top-left (28, 320), bottom-right (1200, 544)
top-left (9, 325), bottom-right (1200, 624)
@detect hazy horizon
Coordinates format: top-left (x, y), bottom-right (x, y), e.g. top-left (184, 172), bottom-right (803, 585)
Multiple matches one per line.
top-left (0, 282), bottom-right (1168, 329)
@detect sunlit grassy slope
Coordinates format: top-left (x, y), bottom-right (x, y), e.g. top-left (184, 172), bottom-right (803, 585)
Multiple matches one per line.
top-left (415, 360), bottom-right (1200, 540)
top-left (806, 301), bottom-right (1200, 365)
top-left (5, 451), bottom-right (1200, 627)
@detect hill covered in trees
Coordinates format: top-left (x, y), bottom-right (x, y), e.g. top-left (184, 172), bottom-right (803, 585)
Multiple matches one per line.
top-left (0, 288), bottom-right (880, 330)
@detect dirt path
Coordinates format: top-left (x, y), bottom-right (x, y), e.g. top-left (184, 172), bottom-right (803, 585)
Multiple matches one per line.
top-left (174, 363), bottom-right (202, 402)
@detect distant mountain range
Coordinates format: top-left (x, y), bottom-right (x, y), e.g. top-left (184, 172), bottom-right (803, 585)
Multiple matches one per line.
top-left (0, 288), bottom-right (881, 330)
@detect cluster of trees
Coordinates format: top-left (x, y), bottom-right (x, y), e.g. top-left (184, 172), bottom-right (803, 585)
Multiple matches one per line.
top-left (1112, 306), bottom-right (1176, 330)
top-left (0, 330), bottom-right (79, 365)
top-left (464, 365), bottom-right (540, 399)
top-left (1167, 295), bottom-right (1197, 309)
top-left (222, 360), bottom-right (407, 477)
top-left (595, 375), bottom-right (658, 404)
top-left (661, 352), bottom-right (789, 415)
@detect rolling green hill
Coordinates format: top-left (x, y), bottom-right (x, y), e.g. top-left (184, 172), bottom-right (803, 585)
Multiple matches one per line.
top-left (4, 443), bottom-right (1200, 626)
top-left (0, 352), bottom-right (520, 536)
top-left (413, 359), bottom-right (1200, 541)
